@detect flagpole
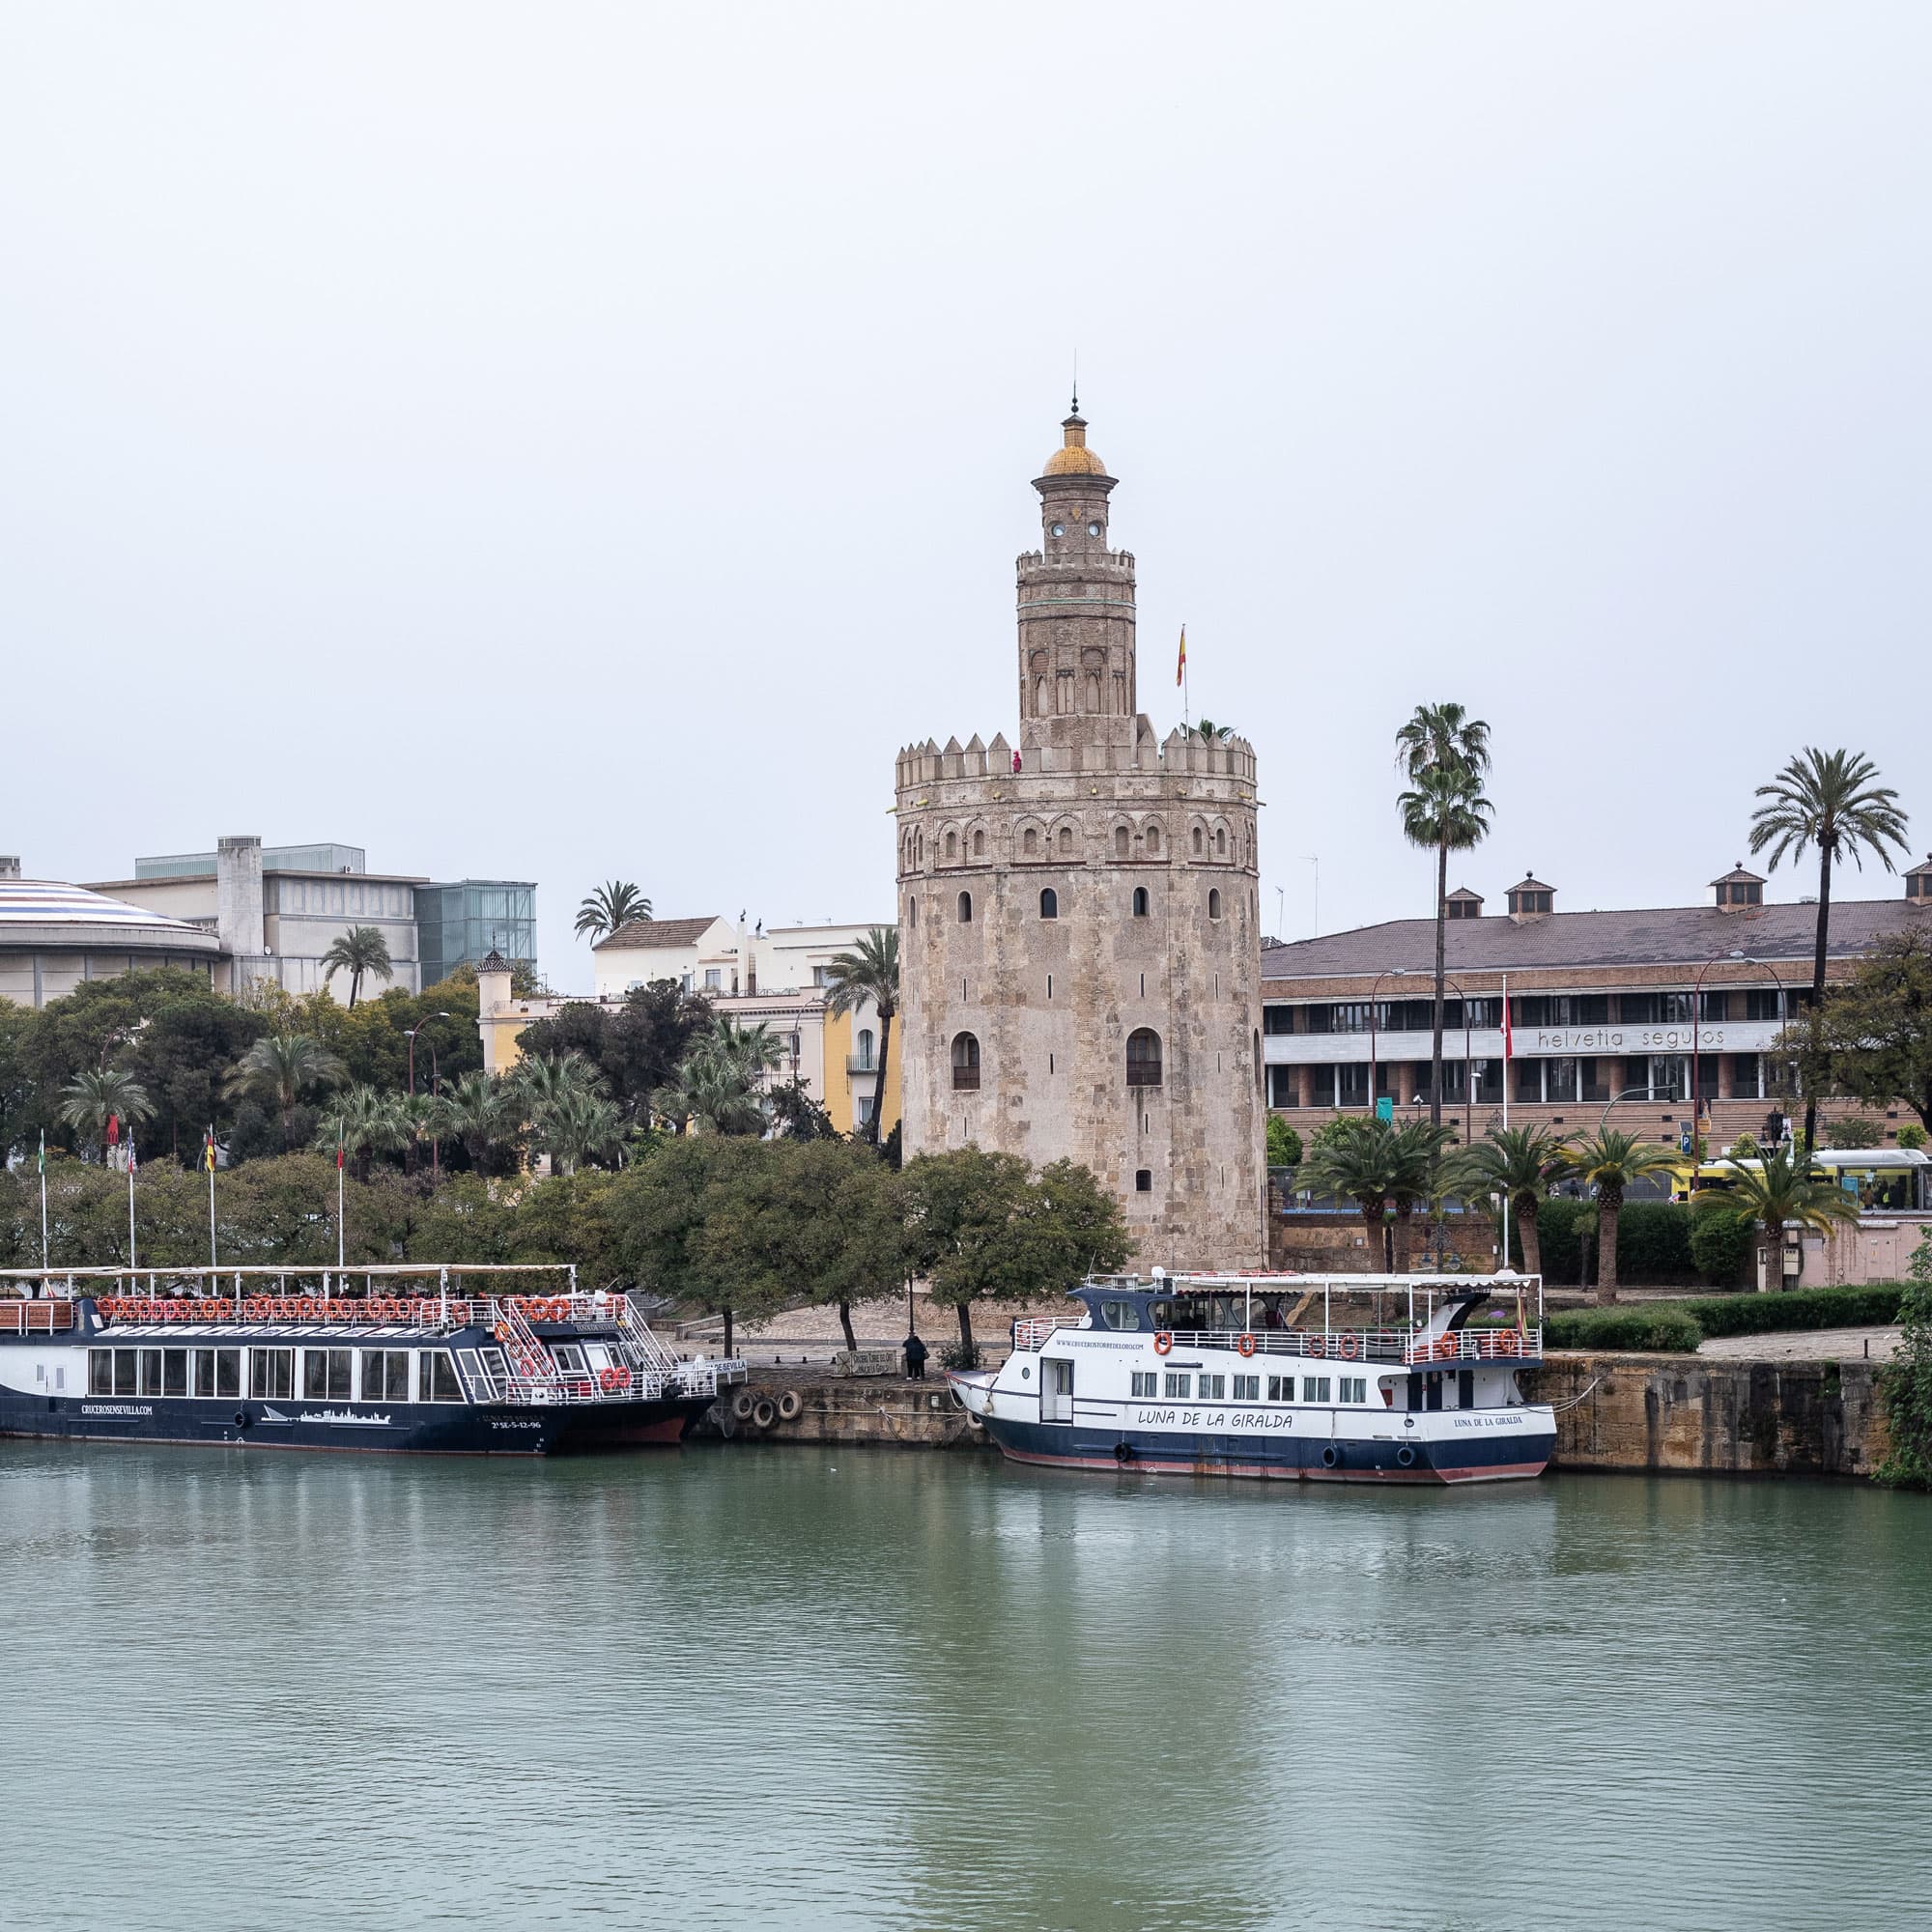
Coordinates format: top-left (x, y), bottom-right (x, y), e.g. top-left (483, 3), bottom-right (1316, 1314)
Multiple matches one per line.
top-left (128, 1135), bottom-right (137, 1269)
top-left (39, 1130), bottom-right (48, 1268)
top-left (337, 1144), bottom-right (346, 1268)
top-left (206, 1127), bottom-right (218, 1270)
top-left (1500, 973), bottom-right (1511, 1269)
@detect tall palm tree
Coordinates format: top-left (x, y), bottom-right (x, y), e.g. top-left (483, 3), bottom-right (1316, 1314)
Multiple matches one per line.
top-left (436, 1070), bottom-right (510, 1167)
top-left (1395, 702), bottom-right (1492, 1127)
top-left (1561, 1128), bottom-right (1680, 1305)
top-left (508, 1049), bottom-right (602, 1115)
top-left (1453, 1125), bottom-right (1571, 1279)
top-left (223, 1033), bottom-right (348, 1149)
top-left (1749, 749), bottom-right (1910, 1153)
top-left (823, 926), bottom-right (899, 1147)
top-left (703, 1015), bottom-right (787, 1084)
top-left (575, 880), bottom-right (652, 942)
top-left (57, 1067), bottom-right (156, 1159)
top-left (313, 1085), bottom-right (411, 1181)
top-left (1693, 1147), bottom-right (1859, 1288)
top-left (1298, 1116), bottom-right (1455, 1271)
top-left (320, 926), bottom-right (395, 1007)
top-left (650, 1054), bottom-right (769, 1138)
top-left (533, 1088), bottom-right (627, 1175)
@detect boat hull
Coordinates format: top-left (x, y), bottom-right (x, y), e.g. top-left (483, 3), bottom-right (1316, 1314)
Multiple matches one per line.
top-left (0, 1389), bottom-right (713, 1457)
top-left (975, 1411), bottom-right (1554, 1485)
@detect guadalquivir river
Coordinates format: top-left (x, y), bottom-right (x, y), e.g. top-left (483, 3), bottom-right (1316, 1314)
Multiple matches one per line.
top-left (4, 1445), bottom-right (1929, 1932)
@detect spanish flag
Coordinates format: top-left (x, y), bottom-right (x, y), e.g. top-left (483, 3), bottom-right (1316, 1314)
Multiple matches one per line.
top-left (1175, 624), bottom-right (1186, 687)
top-left (204, 1128), bottom-right (217, 1174)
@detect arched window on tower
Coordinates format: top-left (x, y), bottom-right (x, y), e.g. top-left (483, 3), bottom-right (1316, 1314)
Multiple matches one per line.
top-left (1023, 827), bottom-right (1038, 857)
top-left (1125, 1029), bottom-right (1163, 1088)
top-left (957, 891), bottom-right (973, 923)
top-left (1216, 826), bottom-right (1228, 857)
top-left (952, 1033), bottom-right (980, 1091)
top-left (1039, 888), bottom-right (1058, 919)
top-left (1058, 826), bottom-right (1073, 855)
top-left (1131, 887), bottom-right (1150, 917)
top-left (945, 830), bottom-right (958, 862)
top-left (1115, 826), bottom-right (1129, 859)
top-left (1146, 824), bottom-right (1161, 856)
top-left (1208, 888), bottom-right (1222, 920)
top-left (1192, 826), bottom-right (1204, 857)
top-left (973, 829), bottom-right (985, 858)
top-left (907, 897), bottom-right (918, 927)
top-left (1086, 674), bottom-right (1100, 710)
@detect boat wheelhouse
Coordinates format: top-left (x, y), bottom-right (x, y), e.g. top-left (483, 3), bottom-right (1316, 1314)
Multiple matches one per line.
top-left (0, 1264), bottom-right (746, 1457)
top-left (950, 1270), bottom-right (1555, 1485)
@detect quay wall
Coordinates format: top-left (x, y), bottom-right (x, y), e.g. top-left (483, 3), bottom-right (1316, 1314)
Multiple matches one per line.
top-left (706, 1356), bottom-right (1899, 1481)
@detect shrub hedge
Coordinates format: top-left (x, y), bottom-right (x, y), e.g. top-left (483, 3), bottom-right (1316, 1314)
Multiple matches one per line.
top-left (1687, 1207), bottom-right (1753, 1288)
top-left (1544, 1282), bottom-right (1909, 1352)
top-left (1520, 1197), bottom-right (1699, 1286)
top-left (1545, 1306), bottom-right (1706, 1351)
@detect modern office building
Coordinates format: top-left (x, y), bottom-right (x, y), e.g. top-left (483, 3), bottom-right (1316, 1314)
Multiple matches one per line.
top-left (1261, 860), bottom-right (1932, 1146)
top-left (87, 838), bottom-right (536, 998)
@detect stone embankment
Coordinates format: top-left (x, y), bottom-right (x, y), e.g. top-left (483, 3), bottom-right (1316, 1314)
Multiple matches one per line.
top-left (701, 1353), bottom-right (1900, 1480)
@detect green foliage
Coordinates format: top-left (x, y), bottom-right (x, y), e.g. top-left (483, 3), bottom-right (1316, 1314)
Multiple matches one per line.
top-left (1264, 1116), bottom-right (1302, 1167)
top-left (1545, 1306), bottom-right (1706, 1352)
top-left (574, 880), bottom-right (651, 941)
top-left (1876, 1236), bottom-right (1932, 1488)
top-left (1687, 1206), bottom-right (1754, 1287)
top-left (822, 927), bottom-right (899, 1148)
top-left (1727, 1132), bottom-right (1760, 1159)
top-left (1824, 1116), bottom-right (1887, 1149)
top-left (1898, 1123), bottom-right (1927, 1151)
top-left (513, 980), bottom-right (711, 1124)
top-left (1530, 1197), bottom-right (1701, 1287)
top-left (1681, 1282), bottom-right (1904, 1338)
top-left (320, 925), bottom-right (395, 1006)
top-left (1528, 1196), bottom-right (1592, 1282)
top-left (1297, 1115), bottom-right (1457, 1265)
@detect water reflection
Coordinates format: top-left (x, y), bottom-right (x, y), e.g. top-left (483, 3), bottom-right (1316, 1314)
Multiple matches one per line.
top-left (1, 1447), bottom-right (1928, 1930)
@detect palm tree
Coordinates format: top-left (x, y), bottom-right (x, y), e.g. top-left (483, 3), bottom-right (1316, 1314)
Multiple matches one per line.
top-left (650, 1054), bottom-right (769, 1137)
top-left (1453, 1125), bottom-right (1571, 1279)
top-left (1192, 720), bottom-right (1235, 742)
top-left (1561, 1128), bottom-right (1680, 1304)
top-left (1693, 1147), bottom-right (1859, 1288)
top-left (508, 1049), bottom-right (602, 1115)
top-left (314, 1085), bottom-right (411, 1181)
top-left (320, 926), bottom-right (395, 1007)
top-left (436, 1070), bottom-right (510, 1168)
top-left (575, 880), bottom-right (652, 942)
top-left (1298, 1116), bottom-right (1455, 1270)
top-left (1749, 749), bottom-right (1910, 1153)
top-left (703, 1015), bottom-right (787, 1084)
top-left (223, 1033), bottom-right (348, 1149)
top-left (532, 1088), bottom-right (627, 1175)
top-left (1395, 702), bottom-right (1492, 1128)
top-left (823, 926), bottom-right (899, 1147)
top-left (57, 1067), bottom-right (156, 1158)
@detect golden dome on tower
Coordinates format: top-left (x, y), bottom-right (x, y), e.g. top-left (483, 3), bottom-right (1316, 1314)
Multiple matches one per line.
top-left (1042, 403), bottom-right (1107, 476)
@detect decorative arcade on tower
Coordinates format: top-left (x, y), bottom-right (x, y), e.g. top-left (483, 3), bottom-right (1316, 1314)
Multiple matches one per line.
top-left (895, 404), bottom-right (1265, 1266)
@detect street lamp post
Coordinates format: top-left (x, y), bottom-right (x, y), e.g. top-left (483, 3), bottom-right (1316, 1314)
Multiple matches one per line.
top-left (1690, 951), bottom-right (1746, 1160)
top-left (1741, 955), bottom-right (1792, 1145)
top-left (405, 1011), bottom-right (452, 1179)
top-left (1440, 974), bottom-right (1478, 1144)
top-left (1367, 969), bottom-right (1406, 1116)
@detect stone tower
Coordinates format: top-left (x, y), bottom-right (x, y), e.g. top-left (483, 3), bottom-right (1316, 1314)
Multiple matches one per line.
top-left (895, 405), bottom-right (1265, 1266)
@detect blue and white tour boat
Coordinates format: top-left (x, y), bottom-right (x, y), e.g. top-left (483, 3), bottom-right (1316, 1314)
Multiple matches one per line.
top-left (0, 1264), bottom-right (745, 1457)
top-left (950, 1269), bottom-right (1555, 1485)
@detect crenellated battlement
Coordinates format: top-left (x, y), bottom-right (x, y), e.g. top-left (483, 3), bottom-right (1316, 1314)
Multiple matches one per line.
top-left (1015, 549), bottom-right (1136, 574)
top-left (895, 724), bottom-right (1256, 792)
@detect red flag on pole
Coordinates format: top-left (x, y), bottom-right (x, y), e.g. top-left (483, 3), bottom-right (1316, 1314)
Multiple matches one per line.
top-left (106, 1112), bottom-right (120, 1146)
top-left (1501, 996), bottom-right (1514, 1062)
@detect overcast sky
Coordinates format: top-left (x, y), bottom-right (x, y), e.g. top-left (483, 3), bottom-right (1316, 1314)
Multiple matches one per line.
top-left (4, 3), bottom-right (1927, 991)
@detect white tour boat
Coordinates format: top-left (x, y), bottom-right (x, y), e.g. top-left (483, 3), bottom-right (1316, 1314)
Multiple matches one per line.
top-left (949, 1269), bottom-right (1555, 1485)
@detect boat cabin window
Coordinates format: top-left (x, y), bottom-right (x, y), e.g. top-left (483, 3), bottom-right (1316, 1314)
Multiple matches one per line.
top-left (1098, 1299), bottom-right (1142, 1332)
top-left (1233, 1374), bottom-right (1260, 1401)
top-left (304, 1350), bottom-right (353, 1401)
top-left (249, 1349), bottom-right (294, 1401)
top-left (89, 1350), bottom-right (139, 1397)
top-left (1130, 1372), bottom-right (1158, 1398)
top-left (1458, 1369), bottom-right (1475, 1409)
top-left (480, 1347), bottom-right (509, 1395)
top-left (1198, 1374), bottom-right (1226, 1401)
top-left (361, 1350), bottom-right (411, 1401)
top-left (1304, 1376), bottom-right (1332, 1404)
top-left (137, 1350), bottom-right (163, 1396)
top-left (1339, 1377), bottom-right (1366, 1404)
top-left (422, 1351), bottom-right (463, 1403)
top-left (1266, 1374), bottom-right (1293, 1403)
top-left (1164, 1372), bottom-right (1190, 1400)
top-left (161, 1349), bottom-right (188, 1396)
top-left (192, 1349), bottom-right (242, 1398)
top-left (552, 1344), bottom-right (588, 1376)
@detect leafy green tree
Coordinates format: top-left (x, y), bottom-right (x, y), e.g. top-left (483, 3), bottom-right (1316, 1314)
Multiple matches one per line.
top-left (1785, 931), bottom-right (1932, 1137)
top-left (1561, 1128), bottom-right (1680, 1303)
top-left (696, 1139), bottom-right (905, 1351)
top-left (1298, 1115), bottom-right (1456, 1270)
top-left (1749, 748), bottom-right (1910, 1151)
top-left (320, 926), bottom-right (396, 1008)
top-left (512, 980), bottom-right (712, 1122)
top-left (1395, 701), bottom-right (1492, 1127)
top-left (314, 1084), bottom-right (411, 1182)
top-left (766, 1078), bottom-right (838, 1140)
top-left (1692, 1147), bottom-right (1859, 1287)
top-left (650, 1018), bottom-right (782, 1137)
top-left (57, 1067), bottom-right (156, 1158)
top-left (532, 1087), bottom-right (627, 1176)
top-left (1877, 1233), bottom-right (1932, 1488)
top-left (0, 998), bottom-right (34, 1162)
top-left (899, 1149), bottom-right (1129, 1363)
top-left (1264, 1116), bottom-right (1302, 1167)
top-left (1453, 1124), bottom-right (1571, 1279)
top-left (435, 1071), bottom-right (516, 1172)
top-left (574, 880), bottom-right (651, 941)
top-left (823, 926), bottom-right (898, 1147)
top-left (223, 1033), bottom-right (348, 1150)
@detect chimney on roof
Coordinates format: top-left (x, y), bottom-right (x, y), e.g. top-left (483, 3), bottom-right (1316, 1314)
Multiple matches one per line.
top-left (1506, 873), bottom-right (1553, 923)
top-left (0, 857), bottom-right (19, 880)
top-left (1711, 861), bottom-right (1765, 913)
top-left (1907, 853), bottom-right (1932, 907)
top-left (1444, 885), bottom-right (1484, 923)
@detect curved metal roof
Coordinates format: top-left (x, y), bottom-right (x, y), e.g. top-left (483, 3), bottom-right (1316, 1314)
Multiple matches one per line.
top-left (0, 879), bottom-right (213, 943)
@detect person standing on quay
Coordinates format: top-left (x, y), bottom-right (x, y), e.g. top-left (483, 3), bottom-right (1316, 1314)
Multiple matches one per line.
top-left (903, 1331), bottom-right (928, 1381)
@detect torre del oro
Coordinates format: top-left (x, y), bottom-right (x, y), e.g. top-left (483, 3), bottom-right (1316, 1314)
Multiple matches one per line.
top-left (895, 405), bottom-right (1265, 1266)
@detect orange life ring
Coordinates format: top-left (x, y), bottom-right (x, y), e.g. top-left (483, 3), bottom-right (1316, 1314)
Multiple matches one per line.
top-left (1437, 1336), bottom-right (1459, 1362)
top-left (1498, 1331), bottom-right (1519, 1357)
top-left (1237, 1333), bottom-right (1257, 1358)
top-left (1153, 1331), bottom-right (1174, 1356)
top-left (1307, 1335), bottom-right (1326, 1359)
top-left (1339, 1331), bottom-right (1361, 1361)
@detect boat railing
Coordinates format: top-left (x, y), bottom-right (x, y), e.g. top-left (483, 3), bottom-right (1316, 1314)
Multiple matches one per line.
top-left (1157, 1325), bottom-right (1541, 1365)
top-left (0, 1300), bottom-right (75, 1334)
top-left (1011, 1318), bottom-right (1086, 1351)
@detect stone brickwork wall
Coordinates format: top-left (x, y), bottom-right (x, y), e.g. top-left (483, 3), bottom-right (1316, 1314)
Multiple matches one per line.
top-left (894, 410), bottom-right (1265, 1267)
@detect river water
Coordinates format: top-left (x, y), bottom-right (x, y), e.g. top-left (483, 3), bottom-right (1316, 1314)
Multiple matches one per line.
top-left (3, 1444), bottom-right (1928, 1931)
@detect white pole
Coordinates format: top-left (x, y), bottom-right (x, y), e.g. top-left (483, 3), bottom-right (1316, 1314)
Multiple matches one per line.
top-left (128, 1137), bottom-right (136, 1269)
top-left (337, 1150), bottom-right (346, 1268)
top-left (207, 1129), bottom-right (217, 1270)
top-left (1500, 972), bottom-right (1511, 1269)
top-left (40, 1130), bottom-right (49, 1269)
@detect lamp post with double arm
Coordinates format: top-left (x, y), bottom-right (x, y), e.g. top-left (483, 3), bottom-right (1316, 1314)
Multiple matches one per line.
top-left (1366, 968), bottom-right (1406, 1116)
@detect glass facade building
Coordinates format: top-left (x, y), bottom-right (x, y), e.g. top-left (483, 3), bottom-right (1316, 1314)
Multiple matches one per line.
top-left (417, 881), bottom-right (537, 988)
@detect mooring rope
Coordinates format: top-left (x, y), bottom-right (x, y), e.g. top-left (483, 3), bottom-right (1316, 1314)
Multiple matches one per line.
top-left (1547, 1377), bottom-right (1602, 1414)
